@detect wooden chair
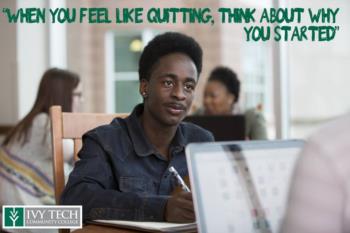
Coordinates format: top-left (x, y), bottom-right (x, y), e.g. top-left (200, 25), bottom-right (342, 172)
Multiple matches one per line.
top-left (49, 105), bottom-right (128, 205)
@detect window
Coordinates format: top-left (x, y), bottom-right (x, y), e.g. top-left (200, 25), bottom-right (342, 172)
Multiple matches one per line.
top-left (105, 30), bottom-right (159, 113)
top-left (287, 0), bottom-right (350, 138)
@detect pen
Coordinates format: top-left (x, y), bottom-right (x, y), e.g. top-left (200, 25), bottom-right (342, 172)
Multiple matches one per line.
top-left (168, 166), bottom-right (191, 192)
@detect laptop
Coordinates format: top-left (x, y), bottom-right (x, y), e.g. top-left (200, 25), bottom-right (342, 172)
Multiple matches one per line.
top-left (186, 140), bottom-right (304, 233)
top-left (184, 115), bottom-right (245, 141)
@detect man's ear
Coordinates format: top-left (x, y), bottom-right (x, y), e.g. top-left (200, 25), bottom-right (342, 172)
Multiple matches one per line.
top-left (140, 79), bottom-right (149, 98)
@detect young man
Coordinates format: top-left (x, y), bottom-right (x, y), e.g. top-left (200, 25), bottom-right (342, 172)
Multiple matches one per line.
top-left (61, 32), bottom-right (214, 222)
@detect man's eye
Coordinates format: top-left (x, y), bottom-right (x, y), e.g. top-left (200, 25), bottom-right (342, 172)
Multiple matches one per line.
top-left (184, 83), bottom-right (195, 91)
top-left (163, 80), bottom-right (174, 87)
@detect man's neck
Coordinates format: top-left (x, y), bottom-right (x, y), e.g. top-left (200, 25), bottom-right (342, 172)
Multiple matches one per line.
top-left (140, 110), bottom-right (178, 159)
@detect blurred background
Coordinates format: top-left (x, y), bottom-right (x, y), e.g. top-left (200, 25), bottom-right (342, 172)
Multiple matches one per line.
top-left (1, 0), bottom-right (349, 141)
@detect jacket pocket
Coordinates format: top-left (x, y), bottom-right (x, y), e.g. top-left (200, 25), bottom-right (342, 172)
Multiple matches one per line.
top-left (119, 176), bottom-right (151, 194)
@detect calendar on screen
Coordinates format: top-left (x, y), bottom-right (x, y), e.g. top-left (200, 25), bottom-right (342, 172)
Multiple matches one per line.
top-left (187, 140), bottom-right (304, 233)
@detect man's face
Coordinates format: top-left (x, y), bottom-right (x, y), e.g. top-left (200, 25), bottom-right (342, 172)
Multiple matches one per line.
top-left (140, 53), bottom-right (198, 127)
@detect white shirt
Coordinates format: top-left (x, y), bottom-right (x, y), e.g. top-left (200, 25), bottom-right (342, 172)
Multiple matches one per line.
top-left (281, 113), bottom-right (350, 233)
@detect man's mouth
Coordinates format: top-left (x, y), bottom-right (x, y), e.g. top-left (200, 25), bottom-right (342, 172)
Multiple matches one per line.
top-left (165, 103), bottom-right (186, 115)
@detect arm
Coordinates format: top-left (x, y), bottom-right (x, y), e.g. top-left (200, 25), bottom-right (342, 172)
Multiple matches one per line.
top-left (164, 125), bottom-right (214, 223)
top-left (246, 110), bottom-right (267, 140)
top-left (61, 135), bottom-right (169, 222)
top-left (281, 141), bottom-right (345, 233)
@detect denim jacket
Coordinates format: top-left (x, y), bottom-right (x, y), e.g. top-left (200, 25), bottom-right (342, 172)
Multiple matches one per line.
top-left (61, 104), bottom-right (214, 221)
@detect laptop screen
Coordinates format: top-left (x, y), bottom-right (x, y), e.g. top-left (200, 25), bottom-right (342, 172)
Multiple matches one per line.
top-left (186, 140), bottom-right (304, 233)
top-left (184, 115), bottom-right (245, 141)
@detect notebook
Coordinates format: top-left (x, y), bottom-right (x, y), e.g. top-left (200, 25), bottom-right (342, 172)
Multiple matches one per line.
top-left (90, 220), bottom-right (197, 233)
top-left (186, 140), bottom-right (304, 233)
top-left (183, 115), bottom-right (245, 141)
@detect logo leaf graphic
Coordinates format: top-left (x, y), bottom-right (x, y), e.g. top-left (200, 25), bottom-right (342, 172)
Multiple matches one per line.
top-left (10, 216), bottom-right (18, 221)
top-left (10, 208), bottom-right (19, 226)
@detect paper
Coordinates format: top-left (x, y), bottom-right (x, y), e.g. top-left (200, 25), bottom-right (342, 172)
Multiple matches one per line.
top-left (91, 219), bottom-right (197, 233)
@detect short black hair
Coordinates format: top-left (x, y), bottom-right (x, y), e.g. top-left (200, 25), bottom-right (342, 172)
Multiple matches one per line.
top-left (209, 66), bottom-right (240, 102)
top-left (138, 32), bottom-right (203, 81)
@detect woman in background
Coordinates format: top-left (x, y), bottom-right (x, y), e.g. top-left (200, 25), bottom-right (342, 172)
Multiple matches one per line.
top-left (196, 66), bottom-right (267, 140)
top-left (0, 68), bottom-right (81, 208)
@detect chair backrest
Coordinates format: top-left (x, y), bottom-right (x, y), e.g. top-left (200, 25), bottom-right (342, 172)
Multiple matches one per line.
top-left (50, 105), bottom-right (128, 205)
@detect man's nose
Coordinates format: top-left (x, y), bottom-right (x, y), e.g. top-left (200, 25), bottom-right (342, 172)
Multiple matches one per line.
top-left (172, 85), bottom-right (186, 100)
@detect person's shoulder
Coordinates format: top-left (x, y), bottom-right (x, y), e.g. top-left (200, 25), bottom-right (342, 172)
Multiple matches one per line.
top-left (81, 117), bottom-right (131, 157)
top-left (179, 121), bottom-right (214, 142)
top-left (299, 114), bottom-right (350, 169)
top-left (32, 113), bottom-right (49, 126)
top-left (244, 108), bottom-right (263, 118)
top-left (83, 117), bottom-right (127, 141)
top-left (29, 113), bottom-right (50, 135)
top-left (244, 108), bottom-right (265, 123)
top-left (308, 114), bottom-right (350, 153)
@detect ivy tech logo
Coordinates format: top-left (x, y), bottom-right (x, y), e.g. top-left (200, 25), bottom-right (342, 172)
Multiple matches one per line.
top-left (4, 207), bottom-right (24, 227)
top-left (2, 205), bottom-right (82, 229)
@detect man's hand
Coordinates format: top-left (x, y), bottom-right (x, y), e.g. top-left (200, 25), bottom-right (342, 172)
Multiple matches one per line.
top-left (165, 192), bottom-right (195, 223)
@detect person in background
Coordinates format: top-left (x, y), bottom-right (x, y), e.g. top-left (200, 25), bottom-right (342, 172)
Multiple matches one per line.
top-left (61, 32), bottom-right (214, 223)
top-left (195, 66), bottom-right (267, 140)
top-left (0, 68), bottom-right (81, 208)
top-left (281, 113), bottom-right (350, 233)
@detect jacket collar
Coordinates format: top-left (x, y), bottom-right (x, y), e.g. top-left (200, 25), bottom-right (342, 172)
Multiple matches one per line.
top-left (125, 104), bottom-right (186, 157)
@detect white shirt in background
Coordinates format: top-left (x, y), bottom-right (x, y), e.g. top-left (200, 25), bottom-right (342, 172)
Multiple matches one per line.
top-left (281, 113), bottom-right (350, 233)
